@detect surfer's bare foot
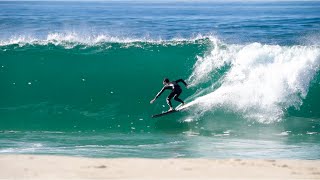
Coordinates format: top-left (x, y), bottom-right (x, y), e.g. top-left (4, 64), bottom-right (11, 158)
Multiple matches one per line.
top-left (168, 107), bottom-right (174, 111)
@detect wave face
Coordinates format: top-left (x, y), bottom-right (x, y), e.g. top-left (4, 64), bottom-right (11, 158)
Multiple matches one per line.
top-left (0, 36), bottom-right (320, 135)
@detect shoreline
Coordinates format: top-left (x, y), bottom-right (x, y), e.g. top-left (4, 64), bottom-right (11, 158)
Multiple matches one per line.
top-left (0, 155), bottom-right (319, 179)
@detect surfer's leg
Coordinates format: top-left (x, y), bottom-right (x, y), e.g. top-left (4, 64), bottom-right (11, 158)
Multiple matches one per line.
top-left (173, 90), bottom-right (184, 104)
top-left (174, 96), bottom-right (184, 104)
top-left (166, 92), bottom-right (175, 109)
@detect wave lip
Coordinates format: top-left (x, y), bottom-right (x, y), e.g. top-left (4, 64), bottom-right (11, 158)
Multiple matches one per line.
top-left (0, 32), bottom-right (213, 47)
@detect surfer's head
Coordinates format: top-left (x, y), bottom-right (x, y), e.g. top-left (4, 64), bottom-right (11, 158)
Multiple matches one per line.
top-left (163, 78), bottom-right (169, 85)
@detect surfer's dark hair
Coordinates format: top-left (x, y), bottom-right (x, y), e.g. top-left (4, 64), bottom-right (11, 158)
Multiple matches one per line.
top-left (163, 78), bottom-right (169, 83)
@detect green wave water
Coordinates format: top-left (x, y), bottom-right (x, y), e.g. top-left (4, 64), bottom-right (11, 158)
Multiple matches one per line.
top-left (0, 38), bottom-right (206, 131)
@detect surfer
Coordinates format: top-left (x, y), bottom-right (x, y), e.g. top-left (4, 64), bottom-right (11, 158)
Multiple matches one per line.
top-left (150, 78), bottom-right (188, 111)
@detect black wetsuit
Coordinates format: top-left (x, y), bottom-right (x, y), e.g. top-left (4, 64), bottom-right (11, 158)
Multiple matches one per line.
top-left (155, 79), bottom-right (187, 108)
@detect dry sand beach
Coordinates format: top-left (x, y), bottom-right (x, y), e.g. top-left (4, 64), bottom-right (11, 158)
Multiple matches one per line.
top-left (0, 155), bottom-right (319, 180)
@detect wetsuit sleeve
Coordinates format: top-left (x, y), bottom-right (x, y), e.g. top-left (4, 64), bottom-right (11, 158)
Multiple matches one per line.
top-left (155, 86), bottom-right (169, 99)
top-left (176, 79), bottom-right (187, 87)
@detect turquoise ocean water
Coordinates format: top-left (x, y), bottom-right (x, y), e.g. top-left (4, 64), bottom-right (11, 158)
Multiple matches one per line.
top-left (0, 1), bottom-right (320, 159)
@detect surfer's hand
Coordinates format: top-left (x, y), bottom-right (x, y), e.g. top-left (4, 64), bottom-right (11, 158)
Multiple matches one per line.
top-left (150, 99), bottom-right (155, 104)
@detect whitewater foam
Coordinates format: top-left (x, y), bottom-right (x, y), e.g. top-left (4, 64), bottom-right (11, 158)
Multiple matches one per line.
top-left (188, 40), bottom-right (320, 123)
top-left (0, 32), bottom-right (211, 47)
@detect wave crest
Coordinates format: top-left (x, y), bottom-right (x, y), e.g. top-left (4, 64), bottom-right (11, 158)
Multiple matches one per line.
top-left (0, 32), bottom-right (213, 47)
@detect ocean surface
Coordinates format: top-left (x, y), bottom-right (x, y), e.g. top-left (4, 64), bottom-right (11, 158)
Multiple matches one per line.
top-left (0, 0), bottom-right (320, 159)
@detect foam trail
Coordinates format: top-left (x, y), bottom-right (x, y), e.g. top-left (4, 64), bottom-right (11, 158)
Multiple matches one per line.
top-left (188, 40), bottom-right (320, 123)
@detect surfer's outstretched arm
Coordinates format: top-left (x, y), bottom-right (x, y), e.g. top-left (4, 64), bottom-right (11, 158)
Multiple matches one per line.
top-left (176, 79), bottom-right (188, 87)
top-left (155, 87), bottom-right (166, 99)
top-left (150, 86), bottom-right (168, 104)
